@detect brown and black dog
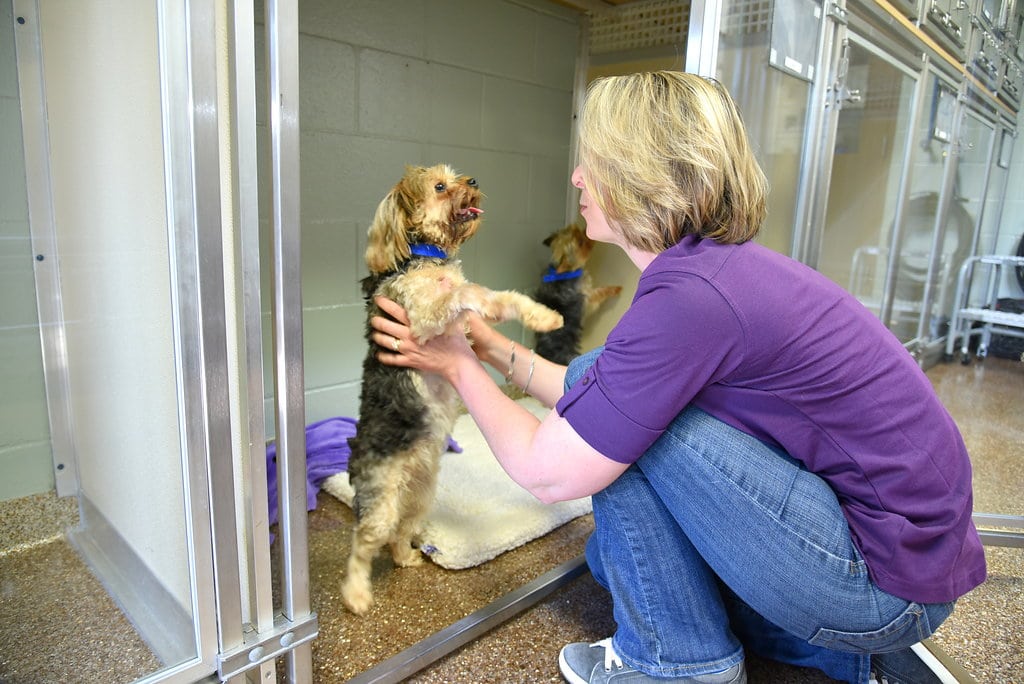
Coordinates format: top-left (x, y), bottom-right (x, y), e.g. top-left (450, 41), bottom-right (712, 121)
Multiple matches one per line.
top-left (341, 164), bottom-right (562, 615)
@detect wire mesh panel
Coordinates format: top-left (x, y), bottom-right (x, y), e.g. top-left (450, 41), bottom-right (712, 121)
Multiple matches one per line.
top-left (589, 0), bottom-right (690, 54)
top-left (722, 0), bottom-right (773, 36)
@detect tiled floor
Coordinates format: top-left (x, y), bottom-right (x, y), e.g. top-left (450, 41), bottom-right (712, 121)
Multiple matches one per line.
top-left (0, 356), bottom-right (1021, 683)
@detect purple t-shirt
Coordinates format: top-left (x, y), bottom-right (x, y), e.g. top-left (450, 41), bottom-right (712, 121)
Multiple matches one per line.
top-left (556, 236), bottom-right (986, 604)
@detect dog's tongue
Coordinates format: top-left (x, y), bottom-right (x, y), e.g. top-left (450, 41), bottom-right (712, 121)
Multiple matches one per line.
top-left (455, 206), bottom-right (483, 223)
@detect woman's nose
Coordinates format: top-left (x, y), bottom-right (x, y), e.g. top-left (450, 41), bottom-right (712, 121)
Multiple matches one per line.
top-left (571, 165), bottom-right (584, 189)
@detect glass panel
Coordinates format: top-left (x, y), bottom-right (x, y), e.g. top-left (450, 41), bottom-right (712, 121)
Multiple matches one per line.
top-left (889, 76), bottom-right (966, 342)
top-left (768, 0), bottom-right (822, 80)
top-left (718, 0), bottom-right (814, 256)
top-left (256, 2), bottom-right (594, 679)
top-left (978, 136), bottom-right (1008, 257)
top-left (816, 41), bottom-right (918, 342)
top-left (1, 3), bottom-right (201, 681)
top-left (956, 111), bottom-right (995, 308)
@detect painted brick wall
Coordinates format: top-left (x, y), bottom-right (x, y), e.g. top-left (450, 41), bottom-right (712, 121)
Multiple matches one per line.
top-left (254, 0), bottom-right (581, 427)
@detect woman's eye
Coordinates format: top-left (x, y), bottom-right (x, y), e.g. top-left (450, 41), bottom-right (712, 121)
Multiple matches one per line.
top-left (434, 183), bottom-right (446, 192)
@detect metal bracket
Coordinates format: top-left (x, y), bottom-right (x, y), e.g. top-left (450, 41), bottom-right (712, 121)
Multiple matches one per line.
top-left (216, 613), bottom-right (319, 681)
top-left (836, 84), bottom-right (863, 107)
top-left (974, 513), bottom-right (1024, 548)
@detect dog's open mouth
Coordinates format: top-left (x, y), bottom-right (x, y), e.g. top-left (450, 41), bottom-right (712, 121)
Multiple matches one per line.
top-left (453, 206), bottom-right (483, 225)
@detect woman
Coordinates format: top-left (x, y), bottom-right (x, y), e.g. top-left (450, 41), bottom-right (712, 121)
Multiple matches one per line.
top-left (368, 72), bottom-right (985, 684)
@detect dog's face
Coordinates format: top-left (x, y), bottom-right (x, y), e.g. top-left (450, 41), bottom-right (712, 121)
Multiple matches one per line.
top-left (544, 222), bottom-right (594, 273)
top-left (365, 164), bottom-right (484, 274)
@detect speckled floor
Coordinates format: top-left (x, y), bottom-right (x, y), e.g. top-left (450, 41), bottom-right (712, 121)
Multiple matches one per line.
top-left (0, 356), bottom-right (1021, 683)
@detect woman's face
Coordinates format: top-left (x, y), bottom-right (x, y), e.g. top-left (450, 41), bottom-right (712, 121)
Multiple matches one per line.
top-left (571, 165), bottom-right (618, 246)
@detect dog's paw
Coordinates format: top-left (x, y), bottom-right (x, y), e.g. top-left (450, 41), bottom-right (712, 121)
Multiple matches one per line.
top-left (523, 306), bottom-right (564, 332)
top-left (391, 542), bottom-right (424, 567)
top-left (341, 576), bottom-right (374, 615)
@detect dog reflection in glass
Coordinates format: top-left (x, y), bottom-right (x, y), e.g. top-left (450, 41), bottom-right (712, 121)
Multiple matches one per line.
top-left (534, 222), bottom-right (622, 365)
top-left (342, 164), bottom-right (563, 615)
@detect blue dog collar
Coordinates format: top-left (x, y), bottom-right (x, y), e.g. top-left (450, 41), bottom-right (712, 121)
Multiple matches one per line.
top-left (409, 243), bottom-right (448, 259)
top-left (542, 266), bottom-right (583, 282)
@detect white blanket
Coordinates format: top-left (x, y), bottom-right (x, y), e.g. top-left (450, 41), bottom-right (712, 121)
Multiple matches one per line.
top-left (321, 397), bottom-right (592, 569)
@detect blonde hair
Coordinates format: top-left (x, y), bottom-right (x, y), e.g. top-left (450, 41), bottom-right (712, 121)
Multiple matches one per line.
top-left (578, 71), bottom-right (768, 251)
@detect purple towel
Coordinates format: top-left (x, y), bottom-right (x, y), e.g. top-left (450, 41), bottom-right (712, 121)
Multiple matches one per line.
top-left (266, 416), bottom-right (358, 529)
top-left (266, 417), bottom-right (463, 532)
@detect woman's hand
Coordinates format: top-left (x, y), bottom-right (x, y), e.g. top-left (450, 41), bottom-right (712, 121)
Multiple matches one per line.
top-left (370, 297), bottom-right (478, 381)
top-left (371, 298), bottom-right (621, 503)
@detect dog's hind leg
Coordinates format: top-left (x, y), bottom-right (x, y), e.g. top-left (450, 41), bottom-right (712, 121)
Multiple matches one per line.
top-left (341, 518), bottom-right (388, 615)
top-left (390, 515), bottom-right (426, 567)
top-left (389, 481), bottom-right (438, 567)
top-left (341, 471), bottom-right (405, 614)
top-left (389, 441), bottom-right (443, 567)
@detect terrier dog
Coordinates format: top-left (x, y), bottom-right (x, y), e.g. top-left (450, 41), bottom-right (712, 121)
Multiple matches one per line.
top-left (341, 164), bottom-right (563, 615)
top-left (533, 222), bottom-right (622, 365)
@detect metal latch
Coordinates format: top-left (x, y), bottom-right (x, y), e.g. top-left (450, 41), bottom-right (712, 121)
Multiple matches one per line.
top-left (826, 39), bottom-right (861, 110)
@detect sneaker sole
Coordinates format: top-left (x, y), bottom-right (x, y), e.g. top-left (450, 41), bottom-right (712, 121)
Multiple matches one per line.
top-left (913, 639), bottom-right (979, 684)
top-left (558, 647), bottom-right (591, 684)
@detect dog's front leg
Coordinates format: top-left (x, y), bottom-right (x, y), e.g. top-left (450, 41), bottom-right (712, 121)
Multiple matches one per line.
top-left (584, 284), bottom-right (623, 316)
top-left (408, 284), bottom-right (564, 340)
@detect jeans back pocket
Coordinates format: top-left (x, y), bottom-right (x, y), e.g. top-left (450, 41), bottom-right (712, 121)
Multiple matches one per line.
top-left (808, 601), bottom-right (955, 654)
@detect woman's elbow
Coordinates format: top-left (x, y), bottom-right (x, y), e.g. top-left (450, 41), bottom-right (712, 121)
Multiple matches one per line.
top-left (529, 482), bottom-right (589, 505)
top-left (532, 488), bottom-right (563, 505)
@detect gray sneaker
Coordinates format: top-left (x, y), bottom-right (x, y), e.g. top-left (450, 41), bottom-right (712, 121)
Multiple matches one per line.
top-left (558, 638), bottom-right (747, 684)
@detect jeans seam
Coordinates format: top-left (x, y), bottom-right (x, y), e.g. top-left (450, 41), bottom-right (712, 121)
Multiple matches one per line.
top-left (602, 489), bottom-right (664, 668)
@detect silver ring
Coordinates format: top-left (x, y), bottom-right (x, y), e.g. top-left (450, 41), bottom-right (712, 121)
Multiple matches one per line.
top-left (392, 337), bottom-right (401, 352)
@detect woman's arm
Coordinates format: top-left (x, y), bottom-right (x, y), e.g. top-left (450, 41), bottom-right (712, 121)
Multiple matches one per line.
top-left (371, 297), bottom-right (627, 502)
top-left (461, 312), bottom-right (566, 409)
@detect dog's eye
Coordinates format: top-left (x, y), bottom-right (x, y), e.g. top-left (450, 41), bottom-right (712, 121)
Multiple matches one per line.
top-left (468, 178), bottom-right (478, 187)
top-left (434, 182), bottom-right (446, 193)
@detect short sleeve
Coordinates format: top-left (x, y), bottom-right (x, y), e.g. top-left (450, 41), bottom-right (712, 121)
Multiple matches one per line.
top-left (556, 361), bottom-right (663, 463)
top-left (555, 269), bottom-right (744, 464)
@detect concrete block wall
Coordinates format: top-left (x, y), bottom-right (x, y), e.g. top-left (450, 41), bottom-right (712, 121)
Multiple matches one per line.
top-left (0, 0), bottom-right (54, 500)
top-left (255, 0), bottom-right (581, 428)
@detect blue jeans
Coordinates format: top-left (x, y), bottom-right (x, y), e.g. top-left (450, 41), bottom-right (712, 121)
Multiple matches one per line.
top-left (567, 348), bottom-right (954, 684)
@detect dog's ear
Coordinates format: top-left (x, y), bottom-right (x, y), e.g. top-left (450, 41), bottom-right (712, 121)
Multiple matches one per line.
top-left (365, 185), bottom-right (413, 274)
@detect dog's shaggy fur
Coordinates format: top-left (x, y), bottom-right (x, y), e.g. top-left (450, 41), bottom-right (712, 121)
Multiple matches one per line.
top-left (341, 164), bottom-right (563, 615)
top-left (533, 222), bottom-right (622, 365)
